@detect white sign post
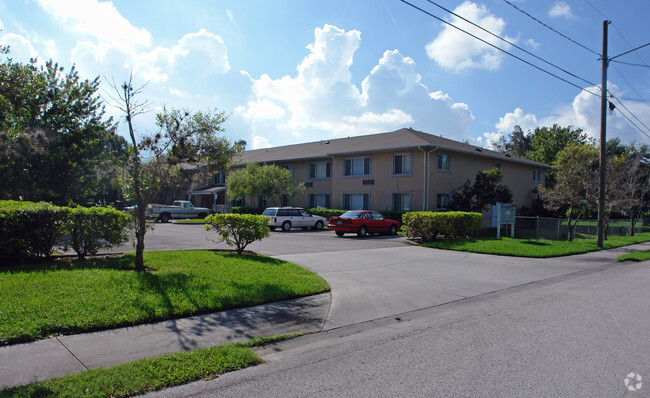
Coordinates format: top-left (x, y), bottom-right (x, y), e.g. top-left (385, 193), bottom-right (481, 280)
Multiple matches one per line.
top-left (496, 202), bottom-right (516, 240)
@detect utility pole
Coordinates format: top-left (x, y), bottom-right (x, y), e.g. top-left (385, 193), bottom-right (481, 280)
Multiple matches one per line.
top-left (597, 20), bottom-right (610, 248)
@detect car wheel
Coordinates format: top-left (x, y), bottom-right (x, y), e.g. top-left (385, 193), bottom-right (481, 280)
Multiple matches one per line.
top-left (197, 212), bottom-right (207, 219)
top-left (282, 221), bottom-right (292, 231)
top-left (335, 231), bottom-right (345, 237)
top-left (314, 221), bottom-right (324, 231)
top-left (159, 213), bottom-right (170, 223)
top-left (269, 226), bottom-right (276, 231)
top-left (389, 225), bottom-right (398, 235)
top-left (357, 226), bottom-right (368, 238)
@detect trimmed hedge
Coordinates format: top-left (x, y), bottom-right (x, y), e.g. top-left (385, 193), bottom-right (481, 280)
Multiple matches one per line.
top-left (231, 207), bottom-right (265, 215)
top-left (65, 207), bottom-right (130, 260)
top-left (0, 201), bottom-right (68, 265)
top-left (403, 211), bottom-right (482, 242)
top-left (0, 201), bottom-right (131, 266)
top-left (306, 208), bottom-right (346, 219)
top-left (205, 213), bottom-right (270, 254)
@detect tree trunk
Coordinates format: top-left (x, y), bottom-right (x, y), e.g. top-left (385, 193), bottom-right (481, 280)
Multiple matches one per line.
top-left (629, 215), bottom-right (636, 236)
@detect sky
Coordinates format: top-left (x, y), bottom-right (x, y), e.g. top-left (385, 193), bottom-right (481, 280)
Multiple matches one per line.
top-left (1, 0), bottom-right (649, 150)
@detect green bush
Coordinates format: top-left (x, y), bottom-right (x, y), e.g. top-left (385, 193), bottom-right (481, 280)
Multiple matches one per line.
top-left (0, 201), bottom-right (68, 265)
top-left (65, 206), bottom-right (131, 260)
top-left (306, 208), bottom-right (346, 219)
top-left (231, 207), bottom-right (265, 215)
top-left (403, 211), bottom-right (482, 242)
top-left (380, 210), bottom-right (407, 223)
top-left (205, 213), bottom-right (270, 254)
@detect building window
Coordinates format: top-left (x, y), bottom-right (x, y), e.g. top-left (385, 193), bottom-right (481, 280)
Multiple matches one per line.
top-left (437, 154), bottom-right (451, 172)
top-left (309, 161), bottom-right (331, 179)
top-left (392, 193), bottom-right (411, 211)
top-left (282, 164), bottom-right (294, 177)
top-left (344, 156), bottom-right (370, 177)
top-left (212, 172), bottom-right (225, 184)
top-left (343, 193), bottom-right (369, 210)
top-left (393, 153), bottom-right (412, 176)
top-left (308, 193), bottom-right (331, 209)
top-left (436, 193), bottom-right (450, 210)
top-left (533, 169), bottom-right (541, 183)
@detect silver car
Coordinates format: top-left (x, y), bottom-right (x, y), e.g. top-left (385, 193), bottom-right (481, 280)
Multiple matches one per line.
top-left (262, 207), bottom-right (327, 231)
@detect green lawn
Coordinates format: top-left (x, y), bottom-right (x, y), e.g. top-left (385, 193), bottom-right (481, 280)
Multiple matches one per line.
top-left (172, 218), bottom-right (206, 224)
top-left (0, 251), bottom-right (329, 345)
top-left (618, 250), bottom-right (650, 262)
top-left (422, 232), bottom-right (650, 257)
top-left (1, 335), bottom-right (294, 398)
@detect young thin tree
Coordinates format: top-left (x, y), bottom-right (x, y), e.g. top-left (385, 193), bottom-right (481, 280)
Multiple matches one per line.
top-left (607, 147), bottom-right (650, 236)
top-left (538, 144), bottom-right (598, 241)
top-left (109, 74), bottom-right (236, 270)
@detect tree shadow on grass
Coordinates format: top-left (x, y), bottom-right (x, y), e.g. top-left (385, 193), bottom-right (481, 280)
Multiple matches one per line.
top-left (521, 240), bottom-right (551, 246)
top-left (0, 254), bottom-right (138, 274)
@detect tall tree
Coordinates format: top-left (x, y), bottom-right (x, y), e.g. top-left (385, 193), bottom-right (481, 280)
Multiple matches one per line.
top-left (491, 125), bottom-right (533, 158)
top-left (538, 143), bottom-right (598, 241)
top-left (0, 51), bottom-right (125, 203)
top-left (111, 75), bottom-right (237, 270)
top-left (525, 124), bottom-right (592, 166)
top-left (607, 145), bottom-right (650, 236)
top-left (448, 167), bottom-right (513, 213)
top-left (226, 162), bottom-right (304, 208)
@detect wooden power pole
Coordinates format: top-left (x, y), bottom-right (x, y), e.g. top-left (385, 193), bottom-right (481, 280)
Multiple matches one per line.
top-left (597, 20), bottom-right (609, 248)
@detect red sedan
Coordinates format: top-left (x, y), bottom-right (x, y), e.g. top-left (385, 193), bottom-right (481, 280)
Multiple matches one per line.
top-left (328, 210), bottom-right (400, 237)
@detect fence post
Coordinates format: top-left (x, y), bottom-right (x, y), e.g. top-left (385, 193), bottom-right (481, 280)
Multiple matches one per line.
top-left (536, 216), bottom-right (539, 240)
top-left (557, 219), bottom-right (560, 240)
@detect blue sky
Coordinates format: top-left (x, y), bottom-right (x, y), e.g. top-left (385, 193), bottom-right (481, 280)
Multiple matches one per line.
top-left (1, 0), bottom-right (649, 149)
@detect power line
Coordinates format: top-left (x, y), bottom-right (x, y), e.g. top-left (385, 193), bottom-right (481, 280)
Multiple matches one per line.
top-left (610, 42), bottom-right (650, 61)
top-left (424, 0), bottom-right (598, 88)
top-left (399, 0), bottom-right (601, 98)
top-left (610, 60), bottom-right (650, 68)
top-left (610, 99), bottom-right (650, 139)
top-left (609, 96), bottom-right (650, 134)
top-left (501, 0), bottom-right (600, 56)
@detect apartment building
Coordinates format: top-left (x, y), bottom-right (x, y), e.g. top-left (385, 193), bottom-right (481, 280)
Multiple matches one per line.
top-left (230, 128), bottom-right (549, 212)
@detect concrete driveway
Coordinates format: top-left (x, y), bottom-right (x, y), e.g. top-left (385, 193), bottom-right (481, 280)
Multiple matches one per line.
top-left (117, 223), bottom-right (650, 330)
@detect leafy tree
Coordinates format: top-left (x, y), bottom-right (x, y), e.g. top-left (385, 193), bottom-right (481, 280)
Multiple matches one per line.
top-left (491, 125), bottom-right (533, 158)
top-left (226, 162), bottom-right (304, 208)
top-left (448, 167), bottom-right (513, 213)
top-left (525, 124), bottom-right (592, 166)
top-left (205, 213), bottom-right (270, 254)
top-left (0, 51), bottom-right (126, 203)
top-left (111, 75), bottom-right (237, 271)
top-left (606, 145), bottom-right (650, 236)
top-left (538, 143), bottom-right (598, 241)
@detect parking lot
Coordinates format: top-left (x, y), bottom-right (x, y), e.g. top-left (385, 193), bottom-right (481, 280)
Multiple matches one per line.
top-left (111, 222), bottom-right (407, 256)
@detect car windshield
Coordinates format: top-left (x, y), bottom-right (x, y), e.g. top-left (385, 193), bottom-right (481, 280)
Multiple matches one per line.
top-left (341, 211), bottom-right (364, 219)
top-left (299, 209), bottom-right (311, 217)
top-left (262, 209), bottom-right (276, 216)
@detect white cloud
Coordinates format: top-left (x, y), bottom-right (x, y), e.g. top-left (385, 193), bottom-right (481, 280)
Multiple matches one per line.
top-left (425, 1), bottom-right (514, 72)
top-left (548, 2), bottom-right (576, 20)
top-left (235, 25), bottom-right (475, 147)
top-left (481, 83), bottom-right (650, 146)
top-left (0, 33), bottom-right (39, 61)
top-left (227, 10), bottom-right (235, 22)
top-left (36, 0), bottom-right (151, 50)
top-left (252, 135), bottom-right (272, 149)
top-left (526, 38), bottom-right (541, 50)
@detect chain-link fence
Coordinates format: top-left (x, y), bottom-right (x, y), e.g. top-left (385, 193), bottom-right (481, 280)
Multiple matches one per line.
top-left (483, 216), bottom-right (650, 240)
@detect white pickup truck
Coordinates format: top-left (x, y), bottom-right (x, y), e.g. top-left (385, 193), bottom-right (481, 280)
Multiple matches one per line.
top-left (150, 201), bottom-right (210, 223)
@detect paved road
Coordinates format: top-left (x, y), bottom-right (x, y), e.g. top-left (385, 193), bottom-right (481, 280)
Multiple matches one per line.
top-left (110, 222), bottom-right (406, 256)
top-left (149, 259), bottom-right (650, 398)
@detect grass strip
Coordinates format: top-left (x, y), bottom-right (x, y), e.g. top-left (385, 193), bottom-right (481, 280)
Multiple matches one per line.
top-left (0, 250), bottom-right (330, 345)
top-left (617, 250), bottom-right (650, 262)
top-left (421, 232), bottom-right (650, 257)
top-left (172, 219), bottom-right (206, 224)
top-left (0, 335), bottom-right (296, 398)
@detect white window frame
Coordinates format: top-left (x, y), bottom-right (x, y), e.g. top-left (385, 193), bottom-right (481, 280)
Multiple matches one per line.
top-left (308, 161), bottom-right (331, 180)
top-left (392, 192), bottom-right (411, 211)
top-left (533, 169), bottom-right (541, 183)
top-left (437, 154), bottom-right (451, 172)
top-left (344, 156), bottom-right (371, 177)
top-left (308, 193), bottom-right (331, 209)
top-left (343, 193), bottom-right (370, 210)
top-left (392, 152), bottom-right (412, 176)
top-left (436, 192), bottom-right (450, 210)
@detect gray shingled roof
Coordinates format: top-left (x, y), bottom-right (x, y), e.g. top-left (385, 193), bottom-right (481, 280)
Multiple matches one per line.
top-left (234, 128), bottom-right (550, 168)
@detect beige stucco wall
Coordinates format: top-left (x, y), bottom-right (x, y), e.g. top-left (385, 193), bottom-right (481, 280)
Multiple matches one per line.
top-left (230, 149), bottom-right (545, 213)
